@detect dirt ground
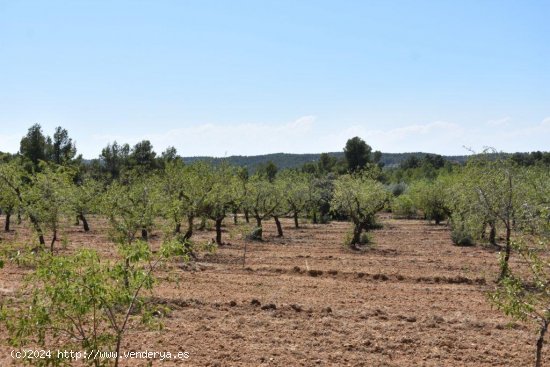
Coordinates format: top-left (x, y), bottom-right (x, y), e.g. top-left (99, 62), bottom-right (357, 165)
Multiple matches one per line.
top-left (0, 215), bottom-right (545, 366)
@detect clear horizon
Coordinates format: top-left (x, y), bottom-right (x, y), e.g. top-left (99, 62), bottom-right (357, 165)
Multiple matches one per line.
top-left (1, 1), bottom-right (549, 159)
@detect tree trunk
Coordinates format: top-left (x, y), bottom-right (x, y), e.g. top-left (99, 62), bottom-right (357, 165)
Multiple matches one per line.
top-left (313, 211), bottom-right (318, 224)
top-left (293, 211), bottom-right (299, 228)
top-left (244, 209), bottom-right (250, 223)
top-left (535, 320), bottom-right (548, 367)
top-left (489, 221), bottom-right (496, 245)
top-left (198, 217), bottom-right (206, 230)
top-left (233, 209), bottom-right (238, 225)
top-left (141, 228), bottom-right (148, 241)
top-left (50, 229), bottom-right (57, 252)
top-left (4, 212), bottom-right (10, 232)
top-left (17, 211), bottom-right (22, 224)
top-left (124, 258), bottom-right (130, 289)
top-left (175, 222), bottom-right (181, 234)
top-left (183, 215), bottom-right (194, 240)
top-left (79, 214), bottom-right (90, 232)
top-left (255, 215), bottom-right (262, 228)
top-left (499, 225), bottom-right (512, 280)
top-left (351, 222), bottom-right (363, 249)
top-left (274, 216), bottom-right (283, 237)
top-left (29, 215), bottom-right (45, 247)
top-left (215, 218), bottom-right (223, 245)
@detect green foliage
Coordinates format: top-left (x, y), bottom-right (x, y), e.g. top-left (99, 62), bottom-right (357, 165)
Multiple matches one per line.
top-left (49, 126), bottom-right (77, 165)
top-left (331, 171), bottom-right (389, 248)
top-left (387, 182), bottom-right (408, 197)
top-left (391, 194), bottom-right (416, 219)
top-left (19, 124), bottom-right (48, 166)
top-left (516, 166), bottom-right (550, 237)
top-left (243, 175), bottom-right (283, 228)
top-left (256, 160), bottom-right (278, 182)
top-left (246, 226), bottom-right (263, 241)
top-left (450, 226), bottom-right (474, 246)
top-left (331, 171), bottom-right (388, 223)
top-left (129, 140), bottom-right (157, 171)
top-left (101, 174), bottom-right (161, 244)
top-left (0, 164), bottom-right (20, 229)
top-left (275, 170), bottom-right (319, 227)
top-left (24, 164), bottom-right (74, 249)
top-left (19, 124), bottom-right (77, 169)
top-left (489, 239), bottom-right (550, 366)
top-left (99, 141), bottom-right (130, 180)
top-left (408, 178), bottom-right (451, 224)
top-left (343, 229), bottom-right (373, 247)
top-left (69, 176), bottom-right (103, 228)
top-left (344, 136), bottom-right (372, 172)
top-left (2, 238), bottom-right (184, 367)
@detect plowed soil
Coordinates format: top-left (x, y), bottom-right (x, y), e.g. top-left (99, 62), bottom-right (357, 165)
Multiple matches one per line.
top-left (0, 215), bottom-right (544, 366)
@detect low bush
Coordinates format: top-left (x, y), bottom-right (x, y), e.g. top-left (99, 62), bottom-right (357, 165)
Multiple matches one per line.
top-left (391, 194), bottom-right (416, 219)
top-left (451, 226), bottom-right (475, 246)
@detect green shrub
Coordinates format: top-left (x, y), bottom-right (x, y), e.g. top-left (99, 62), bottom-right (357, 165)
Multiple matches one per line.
top-left (391, 194), bottom-right (416, 219)
top-left (247, 227), bottom-right (263, 241)
top-left (360, 232), bottom-right (372, 245)
top-left (451, 226), bottom-right (475, 246)
top-left (343, 230), bottom-right (373, 247)
top-left (388, 182), bottom-right (407, 197)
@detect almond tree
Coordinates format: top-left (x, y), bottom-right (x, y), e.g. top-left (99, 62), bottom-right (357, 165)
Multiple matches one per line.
top-left (244, 175), bottom-right (282, 240)
top-left (160, 160), bottom-right (188, 234)
top-left (276, 170), bottom-right (311, 228)
top-left (271, 178), bottom-right (287, 237)
top-left (0, 161), bottom-right (42, 241)
top-left (69, 176), bottom-right (102, 232)
top-left (408, 178), bottom-right (451, 225)
top-left (0, 170), bottom-right (19, 232)
top-left (101, 174), bottom-right (160, 245)
top-left (100, 178), bottom-right (162, 288)
top-left (490, 237), bottom-right (549, 367)
top-left (24, 165), bottom-right (73, 251)
top-left (1, 238), bottom-right (187, 367)
top-left (466, 153), bottom-right (524, 279)
top-left (204, 163), bottom-right (240, 245)
top-left (331, 172), bottom-right (389, 249)
top-left (180, 162), bottom-right (214, 240)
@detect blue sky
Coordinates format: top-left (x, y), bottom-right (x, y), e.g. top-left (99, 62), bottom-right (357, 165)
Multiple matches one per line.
top-left (0, 0), bottom-right (549, 158)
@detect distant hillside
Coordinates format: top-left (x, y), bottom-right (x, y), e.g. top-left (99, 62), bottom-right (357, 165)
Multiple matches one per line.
top-left (182, 152), bottom-right (470, 171)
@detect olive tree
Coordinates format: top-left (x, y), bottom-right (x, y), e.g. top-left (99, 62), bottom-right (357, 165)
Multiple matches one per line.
top-left (331, 172), bottom-right (389, 249)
